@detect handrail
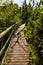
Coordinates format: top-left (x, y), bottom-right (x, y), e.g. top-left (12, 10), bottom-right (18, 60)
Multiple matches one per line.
top-left (0, 22), bottom-right (21, 51)
top-left (0, 25), bottom-right (14, 38)
top-left (0, 31), bottom-right (13, 56)
top-left (0, 21), bottom-right (21, 65)
top-left (0, 22), bottom-right (21, 39)
top-left (0, 25), bottom-right (14, 55)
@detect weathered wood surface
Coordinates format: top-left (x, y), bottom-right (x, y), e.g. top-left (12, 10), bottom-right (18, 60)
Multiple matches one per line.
top-left (4, 24), bottom-right (32, 65)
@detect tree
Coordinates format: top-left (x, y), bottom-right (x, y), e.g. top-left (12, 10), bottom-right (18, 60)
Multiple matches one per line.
top-left (40, 0), bottom-right (43, 5)
top-left (0, 1), bottom-right (22, 32)
top-left (24, 1), bottom-right (43, 65)
top-left (22, 0), bottom-right (28, 25)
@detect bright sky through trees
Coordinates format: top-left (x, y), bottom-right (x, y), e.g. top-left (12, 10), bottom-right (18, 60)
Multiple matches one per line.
top-left (14, 0), bottom-right (40, 6)
top-left (0, 0), bottom-right (40, 6)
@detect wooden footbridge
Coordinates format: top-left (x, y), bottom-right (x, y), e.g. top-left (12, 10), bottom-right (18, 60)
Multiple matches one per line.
top-left (0, 22), bottom-right (32, 65)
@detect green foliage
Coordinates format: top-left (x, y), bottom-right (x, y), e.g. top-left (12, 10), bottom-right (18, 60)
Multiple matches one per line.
top-left (22, 0), bottom-right (28, 25)
top-left (0, 0), bottom-right (43, 65)
top-left (40, 0), bottom-right (43, 5)
top-left (24, 3), bottom-right (43, 65)
top-left (0, 3), bottom-right (22, 33)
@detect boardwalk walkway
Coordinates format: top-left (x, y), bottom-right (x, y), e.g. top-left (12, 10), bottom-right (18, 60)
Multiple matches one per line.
top-left (4, 24), bottom-right (32, 65)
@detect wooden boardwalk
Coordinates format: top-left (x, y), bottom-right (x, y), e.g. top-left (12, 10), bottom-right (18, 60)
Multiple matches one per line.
top-left (4, 24), bottom-right (32, 65)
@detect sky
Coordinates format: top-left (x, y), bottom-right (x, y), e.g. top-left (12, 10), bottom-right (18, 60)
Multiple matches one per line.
top-left (14, 0), bottom-right (40, 6)
top-left (0, 0), bottom-right (40, 6)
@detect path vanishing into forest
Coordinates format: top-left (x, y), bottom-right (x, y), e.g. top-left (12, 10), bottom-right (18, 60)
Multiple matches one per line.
top-left (4, 24), bottom-right (32, 65)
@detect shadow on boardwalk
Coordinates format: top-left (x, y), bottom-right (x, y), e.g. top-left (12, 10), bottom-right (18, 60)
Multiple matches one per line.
top-left (4, 24), bottom-right (32, 65)
top-left (11, 30), bottom-right (28, 53)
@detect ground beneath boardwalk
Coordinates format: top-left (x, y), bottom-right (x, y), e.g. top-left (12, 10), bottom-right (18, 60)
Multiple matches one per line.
top-left (4, 24), bottom-right (32, 65)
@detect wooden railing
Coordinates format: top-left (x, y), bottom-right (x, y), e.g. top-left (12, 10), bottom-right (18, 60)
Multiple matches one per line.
top-left (0, 22), bottom-right (21, 65)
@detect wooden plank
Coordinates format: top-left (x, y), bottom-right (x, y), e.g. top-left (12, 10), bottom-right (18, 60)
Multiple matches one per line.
top-left (0, 22), bottom-right (21, 65)
top-left (1, 29), bottom-right (14, 65)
